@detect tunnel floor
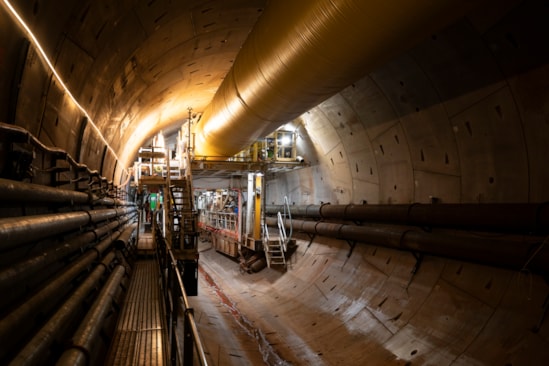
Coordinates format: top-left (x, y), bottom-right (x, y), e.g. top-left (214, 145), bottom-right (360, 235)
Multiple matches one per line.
top-left (189, 262), bottom-right (267, 365)
top-left (192, 231), bottom-right (549, 366)
top-left (106, 234), bottom-right (168, 366)
top-left (112, 229), bottom-right (548, 365)
top-left (194, 238), bottom-right (320, 366)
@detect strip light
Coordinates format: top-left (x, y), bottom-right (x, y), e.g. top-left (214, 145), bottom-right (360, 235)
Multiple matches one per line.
top-left (1, 0), bottom-right (125, 176)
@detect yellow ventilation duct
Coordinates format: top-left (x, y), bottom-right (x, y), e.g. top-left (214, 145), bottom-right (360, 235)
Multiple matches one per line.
top-left (194, 0), bottom-right (478, 157)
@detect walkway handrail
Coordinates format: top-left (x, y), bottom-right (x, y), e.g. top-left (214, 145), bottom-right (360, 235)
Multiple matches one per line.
top-left (168, 249), bottom-right (209, 365)
top-left (277, 211), bottom-right (287, 252)
top-left (154, 217), bottom-right (209, 366)
top-left (283, 196), bottom-right (293, 242)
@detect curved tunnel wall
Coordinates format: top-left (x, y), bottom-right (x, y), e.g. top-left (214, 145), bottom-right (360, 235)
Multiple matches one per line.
top-left (266, 0), bottom-right (549, 205)
top-left (0, 0), bottom-right (268, 182)
top-left (3, 0), bottom-right (546, 198)
top-left (0, 0), bottom-right (548, 365)
top-left (193, 0), bottom-right (478, 157)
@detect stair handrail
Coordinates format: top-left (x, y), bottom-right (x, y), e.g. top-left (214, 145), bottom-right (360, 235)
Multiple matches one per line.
top-left (280, 196), bottom-right (293, 251)
top-left (154, 216), bottom-right (208, 366)
top-left (274, 213), bottom-right (287, 268)
top-left (277, 211), bottom-right (288, 252)
top-left (262, 223), bottom-right (272, 267)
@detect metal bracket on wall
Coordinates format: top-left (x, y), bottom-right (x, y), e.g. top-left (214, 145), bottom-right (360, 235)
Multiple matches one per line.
top-left (303, 232), bottom-right (316, 256)
top-left (341, 240), bottom-right (357, 269)
top-left (346, 240), bottom-right (357, 258)
top-left (405, 252), bottom-right (424, 292)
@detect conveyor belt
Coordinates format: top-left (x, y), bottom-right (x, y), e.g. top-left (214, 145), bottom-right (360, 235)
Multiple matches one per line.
top-left (106, 259), bottom-right (167, 365)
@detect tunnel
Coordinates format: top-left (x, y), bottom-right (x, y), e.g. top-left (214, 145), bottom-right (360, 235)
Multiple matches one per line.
top-left (1, 0), bottom-right (548, 365)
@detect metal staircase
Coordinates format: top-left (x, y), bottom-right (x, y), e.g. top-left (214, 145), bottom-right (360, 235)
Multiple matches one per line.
top-left (263, 223), bottom-right (286, 268)
top-left (169, 179), bottom-right (196, 250)
top-left (168, 178), bottom-right (199, 295)
top-left (263, 196), bottom-right (293, 269)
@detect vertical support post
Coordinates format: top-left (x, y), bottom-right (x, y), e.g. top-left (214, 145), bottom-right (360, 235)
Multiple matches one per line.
top-left (252, 142), bottom-right (258, 162)
top-left (237, 189), bottom-right (242, 243)
top-left (246, 173), bottom-right (254, 237)
top-left (150, 145), bottom-right (154, 179)
top-left (183, 309), bottom-right (194, 366)
top-left (165, 257), bottom-right (176, 365)
top-left (291, 131), bottom-right (297, 160)
top-left (192, 133), bottom-right (196, 160)
top-left (187, 107), bottom-right (193, 164)
top-left (254, 173), bottom-right (263, 240)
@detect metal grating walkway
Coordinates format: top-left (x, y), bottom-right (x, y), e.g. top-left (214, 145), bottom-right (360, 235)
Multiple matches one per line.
top-left (106, 259), bottom-right (167, 365)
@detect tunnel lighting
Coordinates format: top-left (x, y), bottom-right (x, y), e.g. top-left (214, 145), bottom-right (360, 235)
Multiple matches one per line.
top-left (1, 0), bottom-right (123, 170)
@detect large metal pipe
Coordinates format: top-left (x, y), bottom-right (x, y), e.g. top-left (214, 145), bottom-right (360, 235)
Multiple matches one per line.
top-left (56, 264), bottom-right (126, 366)
top-left (9, 252), bottom-right (117, 366)
top-left (113, 223), bottom-right (137, 249)
top-left (194, 0), bottom-right (478, 157)
top-left (0, 207), bottom-right (135, 251)
top-left (266, 217), bottom-right (549, 273)
top-left (266, 203), bottom-right (549, 234)
top-left (0, 216), bottom-right (134, 290)
top-left (266, 204), bottom-right (323, 218)
top-left (95, 197), bottom-right (135, 207)
top-left (0, 177), bottom-right (135, 207)
top-left (0, 178), bottom-right (89, 205)
top-left (0, 231), bottom-right (122, 359)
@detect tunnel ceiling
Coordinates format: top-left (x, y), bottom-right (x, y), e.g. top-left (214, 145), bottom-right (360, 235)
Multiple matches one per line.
top-left (2, 0), bottom-right (489, 178)
top-left (69, 0), bottom-right (267, 164)
top-left (2, 0), bottom-right (268, 170)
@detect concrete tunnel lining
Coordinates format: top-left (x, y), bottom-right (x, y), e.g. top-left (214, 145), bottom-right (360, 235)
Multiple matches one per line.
top-left (0, 0), bottom-right (548, 364)
top-left (193, 0), bottom-right (479, 158)
top-left (193, 231), bottom-right (549, 365)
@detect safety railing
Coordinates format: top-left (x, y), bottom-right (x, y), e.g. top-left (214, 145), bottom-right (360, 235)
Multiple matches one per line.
top-left (201, 211), bottom-right (237, 232)
top-left (278, 196), bottom-right (293, 251)
top-left (154, 218), bottom-right (208, 366)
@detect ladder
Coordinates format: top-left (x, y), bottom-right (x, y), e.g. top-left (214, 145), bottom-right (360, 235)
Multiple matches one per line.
top-left (168, 178), bottom-right (199, 296)
top-left (169, 179), bottom-right (197, 251)
top-left (263, 196), bottom-right (293, 269)
top-left (263, 223), bottom-right (286, 268)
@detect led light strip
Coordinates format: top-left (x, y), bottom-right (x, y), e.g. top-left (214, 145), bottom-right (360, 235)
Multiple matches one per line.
top-left (1, 0), bottom-right (124, 173)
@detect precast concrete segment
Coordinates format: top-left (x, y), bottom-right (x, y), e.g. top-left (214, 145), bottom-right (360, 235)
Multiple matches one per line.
top-left (194, 0), bottom-right (480, 157)
top-left (197, 265), bottom-right (290, 365)
top-left (195, 234), bottom-right (549, 365)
